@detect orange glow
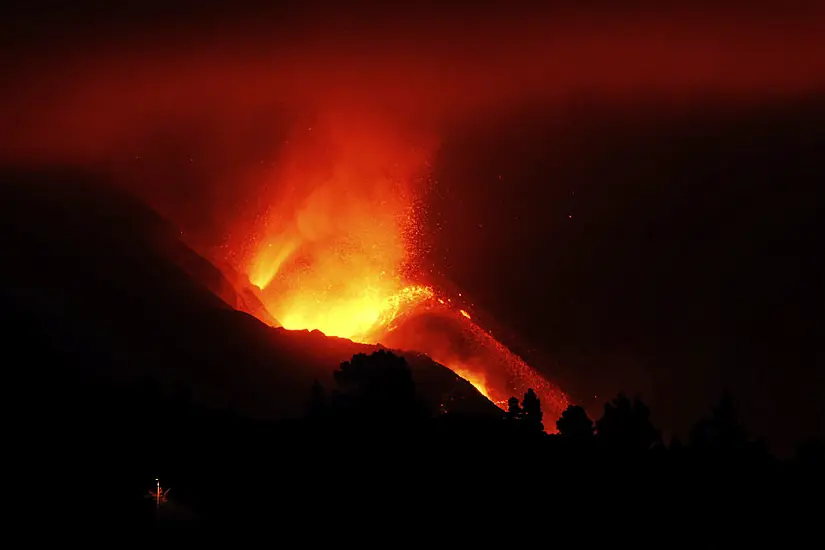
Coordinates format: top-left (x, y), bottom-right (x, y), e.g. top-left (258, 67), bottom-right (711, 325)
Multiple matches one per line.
top-left (376, 306), bottom-right (570, 421)
top-left (238, 111), bottom-right (568, 422)
top-left (450, 365), bottom-right (493, 401)
top-left (244, 112), bottom-right (437, 342)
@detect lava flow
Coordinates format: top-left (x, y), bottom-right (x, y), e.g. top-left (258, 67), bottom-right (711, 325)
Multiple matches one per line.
top-left (234, 112), bottom-right (568, 422)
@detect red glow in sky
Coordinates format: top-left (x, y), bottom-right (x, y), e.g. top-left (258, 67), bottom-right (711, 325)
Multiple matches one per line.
top-left (2, 4), bottom-right (824, 164)
top-left (0, 3), bottom-right (822, 433)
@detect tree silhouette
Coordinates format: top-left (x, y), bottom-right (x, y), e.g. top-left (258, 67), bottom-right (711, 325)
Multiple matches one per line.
top-left (505, 396), bottom-right (522, 421)
top-left (690, 391), bottom-right (756, 458)
top-left (556, 405), bottom-right (594, 439)
top-left (521, 388), bottom-right (544, 432)
top-left (331, 350), bottom-right (423, 424)
top-left (595, 393), bottom-right (660, 452)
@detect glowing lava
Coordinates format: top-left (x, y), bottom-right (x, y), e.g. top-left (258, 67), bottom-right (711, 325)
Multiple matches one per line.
top-left (241, 112), bottom-right (433, 341)
top-left (450, 365), bottom-right (493, 401)
top-left (272, 279), bottom-right (434, 343)
top-left (239, 112), bottom-right (567, 421)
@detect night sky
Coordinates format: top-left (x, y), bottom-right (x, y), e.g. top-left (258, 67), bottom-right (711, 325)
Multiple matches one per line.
top-left (2, 2), bottom-right (823, 453)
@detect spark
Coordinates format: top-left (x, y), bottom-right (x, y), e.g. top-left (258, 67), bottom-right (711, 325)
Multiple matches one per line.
top-left (235, 114), bottom-right (567, 422)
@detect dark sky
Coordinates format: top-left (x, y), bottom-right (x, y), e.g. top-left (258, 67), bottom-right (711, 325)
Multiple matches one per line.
top-left (2, 2), bottom-right (823, 452)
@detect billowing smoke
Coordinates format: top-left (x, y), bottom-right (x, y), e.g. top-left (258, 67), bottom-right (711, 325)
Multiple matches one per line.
top-left (3, 4), bottom-right (824, 170)
top-left (1, 3), bottom-right (824, 432)
top-left (1, 5), bottom-right (821, 251)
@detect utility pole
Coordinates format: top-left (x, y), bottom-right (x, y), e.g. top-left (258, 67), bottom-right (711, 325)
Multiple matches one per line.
top-left (149, 478), bottom-right (170, 508)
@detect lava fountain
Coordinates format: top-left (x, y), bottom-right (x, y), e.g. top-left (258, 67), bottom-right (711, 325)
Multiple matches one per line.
top-left (242, 112), bottom-right (434, 341)
top-left (235, 111), bottom-right (568, 420)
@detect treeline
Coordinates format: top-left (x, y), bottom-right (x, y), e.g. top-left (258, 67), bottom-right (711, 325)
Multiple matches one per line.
top-left (24, 348), bottom-right (823, 532)
top-left (302, 350), bottom-right (821, 464)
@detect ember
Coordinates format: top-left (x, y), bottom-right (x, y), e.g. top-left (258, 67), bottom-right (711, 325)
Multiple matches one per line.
top-left (233, 112), bottom-right (569, 424)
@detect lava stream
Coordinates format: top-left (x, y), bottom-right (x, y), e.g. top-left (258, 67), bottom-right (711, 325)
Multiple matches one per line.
top-left (233, 112), bottom-right (567, 422)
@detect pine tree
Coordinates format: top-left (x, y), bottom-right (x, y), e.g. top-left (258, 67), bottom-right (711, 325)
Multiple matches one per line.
top-left (521, 388), bottom-right (544, 432)
top-left (506, 396), bottom-right (522, 421)
top-left (556, 405), bottom-right (594, 438)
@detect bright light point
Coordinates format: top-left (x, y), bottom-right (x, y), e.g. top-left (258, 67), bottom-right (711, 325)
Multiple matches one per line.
top-left (273, 283), bottom-right (434, 341)
top-left (238, 113), bottom-right (568, 427)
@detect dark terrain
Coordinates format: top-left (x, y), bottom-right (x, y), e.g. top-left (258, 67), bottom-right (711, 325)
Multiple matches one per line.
top-left (3, 167), bottom-right (822, 536)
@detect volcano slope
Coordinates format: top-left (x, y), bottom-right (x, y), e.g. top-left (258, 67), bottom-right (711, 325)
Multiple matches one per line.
top-left (1, 168), bottom-right (502, 508)
top-left (1, 166), bottom-right (496, 413)
top-left (0, 168), bottom-right (508, 517)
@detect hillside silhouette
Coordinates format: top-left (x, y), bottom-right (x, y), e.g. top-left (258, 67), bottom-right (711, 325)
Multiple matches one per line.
top-left (3, 167), bottom-right (821, 536)
top-left (1, 166), bottom-right (497, 412)
top-left (1, 168), bottom-right (498, 516)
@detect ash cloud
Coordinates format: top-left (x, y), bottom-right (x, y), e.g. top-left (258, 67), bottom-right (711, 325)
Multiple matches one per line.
top-left (3, 3), bottom-right (825, 155)
top-left (2, 2), bottom-right (823, 452)
top-left (1, 3), bottom-right (824, 243)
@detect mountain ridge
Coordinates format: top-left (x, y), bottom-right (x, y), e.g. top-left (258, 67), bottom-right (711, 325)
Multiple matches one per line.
top-left (1, 165), bottom-right (499, 422)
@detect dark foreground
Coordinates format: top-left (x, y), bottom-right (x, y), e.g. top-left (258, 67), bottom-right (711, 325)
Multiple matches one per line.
top-left (3, 169), bottom-right (821, 541)
top-left (15, 347), bottom-right (823, 542)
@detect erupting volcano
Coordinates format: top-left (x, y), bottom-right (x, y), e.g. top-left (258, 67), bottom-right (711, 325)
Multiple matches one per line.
top-left (225, 112), bottom-right (568, 420)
